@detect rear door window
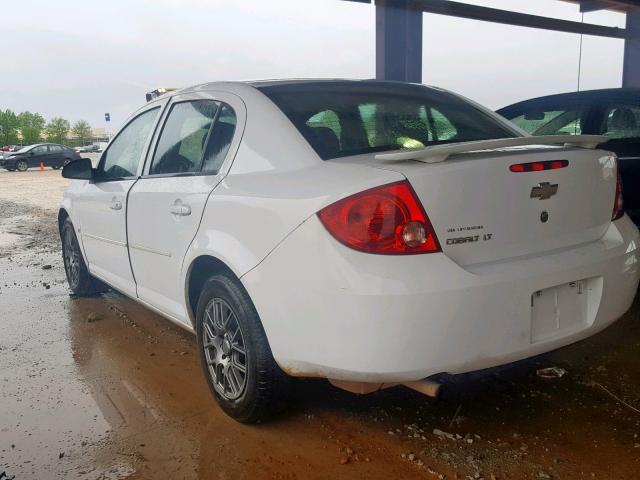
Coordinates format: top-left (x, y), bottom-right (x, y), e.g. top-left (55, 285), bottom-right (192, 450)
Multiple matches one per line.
top-left (201, 104), bottom-right (237, 174)
top-left (150, 100), bottom-right (219, 175)
top-left (149, 100), bottom-right (237, 176)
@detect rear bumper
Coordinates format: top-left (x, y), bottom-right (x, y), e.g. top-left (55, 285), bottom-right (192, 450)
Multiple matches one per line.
top-left (242, 215), bottom-right (640, 383)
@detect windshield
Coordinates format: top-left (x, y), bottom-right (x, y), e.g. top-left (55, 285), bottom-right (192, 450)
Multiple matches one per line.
top-left (16, 145), bottom-right (32, 154)
top-left (259, 82), bottom-right (518, 160)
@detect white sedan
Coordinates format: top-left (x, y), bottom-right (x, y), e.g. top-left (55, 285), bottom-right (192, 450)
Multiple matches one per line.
top-left (59, 80), bottom-right (639, 423)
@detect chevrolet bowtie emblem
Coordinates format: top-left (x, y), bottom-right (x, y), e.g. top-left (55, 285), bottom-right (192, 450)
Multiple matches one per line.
top-left (530, 182), bottom-right (558, 200)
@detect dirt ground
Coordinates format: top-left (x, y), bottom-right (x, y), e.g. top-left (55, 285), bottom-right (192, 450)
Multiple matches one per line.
top-left (1, 169), bottom-right (640, 480)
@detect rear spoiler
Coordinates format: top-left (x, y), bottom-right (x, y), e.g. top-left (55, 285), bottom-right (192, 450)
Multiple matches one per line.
top-left (374, 135), bottom-right (609, 164)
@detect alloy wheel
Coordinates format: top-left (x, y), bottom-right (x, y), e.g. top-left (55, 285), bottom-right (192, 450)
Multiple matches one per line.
top-left (16, 160), bottom-right (28, 172)
top-left (63, 227), bottom-right (81, 289)
top-left (202, 298), bottom-right (248, 400)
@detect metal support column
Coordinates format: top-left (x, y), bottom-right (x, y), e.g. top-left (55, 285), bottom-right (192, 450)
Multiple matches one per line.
top-left (376, 0), bottom-right (423, 82)
top-left (623, 12), bottom-right (640, 87)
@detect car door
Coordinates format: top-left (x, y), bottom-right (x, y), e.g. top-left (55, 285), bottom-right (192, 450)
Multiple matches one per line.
top-left (29, 145), bottom-right (48, 167)
top-left (596, 100), bottom-right (640, 220)
top-left (127, 92), bottom-right (244, 323)
top-left (47, 145), bottom-right (63, 167)
top-left (74, 105), bottom-right (162, 296)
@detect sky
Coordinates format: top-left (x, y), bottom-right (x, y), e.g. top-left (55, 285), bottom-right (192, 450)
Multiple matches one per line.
top-left (0, 0), bottom-right (627, 131)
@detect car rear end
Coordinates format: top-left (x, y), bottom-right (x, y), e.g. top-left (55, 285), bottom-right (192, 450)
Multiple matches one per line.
top-left (242, 81), bottom-right (639, 385)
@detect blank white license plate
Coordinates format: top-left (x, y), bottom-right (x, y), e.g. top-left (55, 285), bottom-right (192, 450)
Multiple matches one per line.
top-left (530, 279), bottom-right (592, 343)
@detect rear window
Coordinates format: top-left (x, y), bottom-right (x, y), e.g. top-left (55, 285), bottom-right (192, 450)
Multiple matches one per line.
top-left (259, 82), bottom-right (516, 160)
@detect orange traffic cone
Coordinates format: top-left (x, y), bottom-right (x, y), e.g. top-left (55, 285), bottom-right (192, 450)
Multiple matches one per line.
top-left (39, 162), bottom-right (44, 172)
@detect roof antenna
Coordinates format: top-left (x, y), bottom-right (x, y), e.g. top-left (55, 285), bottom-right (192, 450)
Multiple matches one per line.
top-left (577, 12), bottom-right (584, 92)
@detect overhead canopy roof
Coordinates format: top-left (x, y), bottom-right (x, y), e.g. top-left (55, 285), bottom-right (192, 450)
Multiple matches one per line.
top-left (345, 0), bottom-right (640, 39)
top-left (342, 0), bottom-right (640, 86)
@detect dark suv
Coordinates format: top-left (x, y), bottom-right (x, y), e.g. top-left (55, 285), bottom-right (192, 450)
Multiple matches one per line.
top-left (0, 143), bottom-right (81, 171)
top-left (498, 88), bottom-right (640, 224)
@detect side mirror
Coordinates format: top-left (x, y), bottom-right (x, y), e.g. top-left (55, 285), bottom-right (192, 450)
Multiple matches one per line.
top-left (62, 158), bottom-right (94, 180)
top-left (29, 151), bottom-right (34, 156)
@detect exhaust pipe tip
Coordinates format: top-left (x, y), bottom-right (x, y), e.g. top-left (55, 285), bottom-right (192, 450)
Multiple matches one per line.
top-left (402, 379), bottom-right (442, 398)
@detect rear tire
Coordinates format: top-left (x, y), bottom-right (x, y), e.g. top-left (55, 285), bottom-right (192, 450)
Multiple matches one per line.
top-left (16, 160), bottom-right (28, 172)
top-left (61, 218), bottom-right (106, 296)
top-left (196, 273), bottom-right (292, 423)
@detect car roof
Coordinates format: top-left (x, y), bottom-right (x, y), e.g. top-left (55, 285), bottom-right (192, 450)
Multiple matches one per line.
top-left (161, 78), bottom-right (447, 99)
top-left (21, 143), bottom-right (67, 149)
top-left (498, 87), bottom-right (640, 112)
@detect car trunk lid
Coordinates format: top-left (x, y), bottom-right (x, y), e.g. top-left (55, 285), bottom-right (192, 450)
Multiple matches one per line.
top-left (336, 145), bottom-right (617, 267)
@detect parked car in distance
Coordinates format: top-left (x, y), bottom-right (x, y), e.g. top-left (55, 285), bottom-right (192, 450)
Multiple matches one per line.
top-left (0, 143), bottom-right (81, 171)
top-left (1, 145), bottom-right (22, 152)
top-left (497, 88), bottom-right (640, 223)
top-left (75, 144), bottom-right (101, 153)
top-left (59, 80), bottom-right (639, 423)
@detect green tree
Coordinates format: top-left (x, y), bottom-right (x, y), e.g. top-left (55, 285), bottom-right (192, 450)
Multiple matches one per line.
top-left (72, 120), bottom-right (92, 146)
top-left (0, 109), bottom-right (20, 145)
top-left (18, 111), bottom-right (46, 145)
top-left (46, 117), bottom-right (70, 144)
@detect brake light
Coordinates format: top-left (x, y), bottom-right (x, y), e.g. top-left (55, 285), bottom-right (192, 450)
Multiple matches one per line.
top-left (510, 160), bottom-right (568, 172)
top-left (317, 181), bottom-right (441, 254)
top-left (612, 159), bottom-right (624, 221)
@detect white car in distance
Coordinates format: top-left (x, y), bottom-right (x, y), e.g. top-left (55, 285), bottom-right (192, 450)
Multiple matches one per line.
top-left (59, 80), bottom-right (639, 423)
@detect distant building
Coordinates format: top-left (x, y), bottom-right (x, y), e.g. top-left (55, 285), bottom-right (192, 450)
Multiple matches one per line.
top-left (65, 127), bottom-right (110, 145)
top-left (90, 127), bottom-right (110, 143)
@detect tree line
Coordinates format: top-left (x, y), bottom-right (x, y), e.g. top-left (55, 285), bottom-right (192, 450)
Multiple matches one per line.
top-left (0, 109), bottom-right (94, 147)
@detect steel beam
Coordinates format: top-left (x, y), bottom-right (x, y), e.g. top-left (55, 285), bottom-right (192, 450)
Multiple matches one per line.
top-left (624, 12), bottom-right (640, 86)
top-left (414, 0), bottom-right (631, 39)
top-left (376, 0), bottom-right (423, 82)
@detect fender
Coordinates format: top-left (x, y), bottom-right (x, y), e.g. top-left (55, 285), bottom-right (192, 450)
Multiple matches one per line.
top-left (59, 181), bottom-right (92, 266)
top-left (179, 162), bottom-right (404, 327)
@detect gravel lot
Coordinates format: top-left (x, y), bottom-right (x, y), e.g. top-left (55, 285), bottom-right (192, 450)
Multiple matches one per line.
top-left (1, 170), bottom-right (639, 479)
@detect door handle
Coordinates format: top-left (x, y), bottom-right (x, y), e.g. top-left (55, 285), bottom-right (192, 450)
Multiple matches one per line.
top-left (169, 200), bottom-right (191, 216)
top-left (110, 198), bottom-right (122, 210)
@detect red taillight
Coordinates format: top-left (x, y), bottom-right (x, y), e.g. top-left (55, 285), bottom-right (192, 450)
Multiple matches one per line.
top-left (317, 181), bottom-right (441, 255)
top-left (509, 160), bottom-right (568, 172)
top-left (612, 159), bottom-right (624, 221)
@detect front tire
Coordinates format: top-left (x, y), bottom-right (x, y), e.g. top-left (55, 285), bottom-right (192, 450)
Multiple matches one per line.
top-left (196, 273), bottom-right (292, 423)
top-left (61, 218), bottom-right (105, 296)
top-left (16, 160), bottom-right (28, 172)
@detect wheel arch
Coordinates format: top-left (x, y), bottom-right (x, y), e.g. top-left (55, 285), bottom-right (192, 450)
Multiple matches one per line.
top-left (185, 254), bottom-right (239, 330)
top-left (57, 208), bottom-right (70, 233)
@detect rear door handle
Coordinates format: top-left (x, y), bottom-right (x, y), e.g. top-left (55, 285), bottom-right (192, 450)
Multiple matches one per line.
top-left (110, 198), bottom-right (122, 210)
top-left (169, 200), bottom-right (191, 216)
